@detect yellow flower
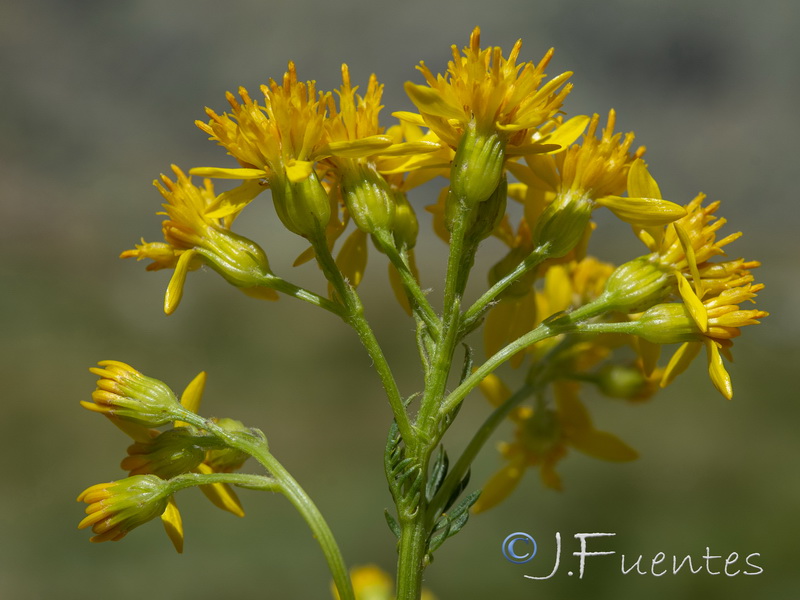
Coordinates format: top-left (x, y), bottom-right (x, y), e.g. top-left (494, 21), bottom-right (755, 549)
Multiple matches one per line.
top-left (82, 360), bottom-right (185, 426)
top-left (197, 63), bottom-right (329, 185)
top-left (195, 63), bottom-right (434, 239)
top-left (77, 475), bottom-right (171, 543)
top-left (400, 27), bottom-right (580, 208)
top-left (634, 282), bottom-right (767, 399)
top-left (331, 565), bottom-right (437, 600)
top-left (121, 166), bottom-right (275, 314)
top-left (401, 27), bottom-right (573, 149)
top-left (86, 367), bottom-right (246, 553)
top-left (121, 428), bottom-right (205, 479)
top-left (473, 379), bottom-right (637, 512)
top-left (511, 113), bottom-right (685, 257)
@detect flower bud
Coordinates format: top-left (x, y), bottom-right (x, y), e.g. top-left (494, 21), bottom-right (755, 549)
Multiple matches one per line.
top-left (450, 124), bottom-right (506, 207)
top-left (121, 428), bottom-right (206, 479)
top-left (531, 192), bottom-right (593, 258)
top-left (341, 164), bottom-right (396, 235)
top-left (632, 303), bottom-right (702, 344)
top-left (595, 364), bottom-right (656, 401)
top-left (391, 193), bottom-right (419, 250)
top-left (193, 228), bottom-right (273, 289)
top-left (83, 361), bottom-right (186, 427)
top-left (270, 170), bottom-right (331, 238)
top-left (600, 257), bottom-right (671, 313)
top-left (447, 177), bottom-right (508, 243)
top-left (77, 475), bottom-right (171, 543)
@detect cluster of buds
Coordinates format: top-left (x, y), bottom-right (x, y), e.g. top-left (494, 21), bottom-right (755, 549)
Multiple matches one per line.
top-left (77, 363), bottom-right (257, 551)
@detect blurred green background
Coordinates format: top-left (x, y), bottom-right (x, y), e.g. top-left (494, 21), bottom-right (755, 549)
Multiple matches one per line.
top-left (2, 0), bottom-right (798, 598)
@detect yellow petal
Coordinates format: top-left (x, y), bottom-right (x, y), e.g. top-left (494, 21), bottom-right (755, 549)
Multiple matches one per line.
top-left (321, 135), bottom-right (394, 159)
top-left (179, 371), bottom-right (206, 414)
top-left (160, 497), bottom-right (184, 554)
top-left (206, 179), bottom-right (265, 225)
top-left (189, 167), bottom-right (268, 180)
top-left (105, 416), bottom-right (154, 443)
top-left (197, 463), bottom-right (245, 517)
top-left (626, 158), bottom-right (662, 200)
top-left (542, 115), bottom-right (591, 151)
top-left (377, 140), bottom-right (441, 157)
top-left (706, 339), bottom-right (733, 400)
top-left (391, 111), bottom-right (427, 126)
top-left (165, 249), bottom-right (197, 315)
top-left (569, 429), bottom-right (639, 462)
top-left (673, 223), bottom-right (705, 299)
top-left (677, 273), bottom-right (708, 332)
top-left (285, 160), bottom-right (314, 183)
top-left (477, 373), bottom-right (512, 407)
top-left (403, 83), bottom-right (465, 121)
top-left (661, 341), bottom-right (702, 388)
top-left (595, 195), bottom-right (687, 226)
top-left (335, 229), bottom-right (368, 288)
top-left (293, 245), bottom-right (317, 267)
top-left (554, 382), bottom-right (591, 433)
top-left (471, 459), bottom-right (526, 514)
top-left (539, 460), bottom-right (563, 491)
top-left (239, 286), bottom-right (280, 302)
top-left (637, 338), bottom-right (662, 376)
top-left (544, 265), bottom-right (572, 314)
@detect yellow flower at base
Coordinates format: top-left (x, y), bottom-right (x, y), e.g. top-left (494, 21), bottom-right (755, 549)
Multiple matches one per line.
top-left (473, 380), bottom-right (637, 512)
top-left (331, 565), bottom-right (437, 600)
top-left (634, 282), bottom-right (768, 399)
top-left (83, 360), bottom-right (185, 426)
top-left (77, 475), bottom-right (171, 543)
top-left (121, 166), bottom-right (275, 314)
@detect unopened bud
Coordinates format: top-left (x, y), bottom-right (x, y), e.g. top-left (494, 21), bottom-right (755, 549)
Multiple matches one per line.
top-left (633, 303), bottom-right (702, 344)
top-left (450, 125), bottom-right (506, 207)
top-left (270, 171), bottom-right (331, 238)
top-left (601, 257), bottom-right (671, 313)
top-left (531, 192), bottom-right (593, 258)
top-left (341, 164), bottom-right (396, 234)
top-left (83, 361), bottom-right (186, 427)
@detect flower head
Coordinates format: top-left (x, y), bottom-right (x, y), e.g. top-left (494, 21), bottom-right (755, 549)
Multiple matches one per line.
top-left (82, 361), bottom-right (186, 426)
top-left (634, 281), bottom-right (767, 399)
top-left (121, 428), bottom-right (206, 479)
top-left (77, 475), bottom-right (171, 543)
top-left (121, 166), bottom-right (275, 313)
top-left (473, 379), bottom-right (637, 512)
top-left (402, 27), bottom-right (572, 147)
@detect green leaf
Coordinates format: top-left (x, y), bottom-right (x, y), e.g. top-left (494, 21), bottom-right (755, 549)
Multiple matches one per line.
top-left (384, 510), bottom-right (401, 539)
top-left (425, 446), bottom-right (449, 502)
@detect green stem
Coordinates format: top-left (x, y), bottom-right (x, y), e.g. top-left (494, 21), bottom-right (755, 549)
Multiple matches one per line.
top-left (416, 204), bottom-right (474, 439)
top-left (439, 322), bottom-right (562, 417)
top-left (311, 236), bottom-right (415, 445)
top-left (461, 243), bottom-right (551, 332)
top-left (262, 274), bottom-right (347, 317)
top-left (184, 417), bottom-right (356, 600)
top-left (396, 516), bottom-right (429, 600)
top-left (373, 232), bottom-right (441, 339)
top-left (429, 385), bottom-right (534, 517)
top-left (169, 471), bottom-right (279, 492)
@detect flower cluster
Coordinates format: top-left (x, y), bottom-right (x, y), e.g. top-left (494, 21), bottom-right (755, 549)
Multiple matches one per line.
top-left (77, 364), bottom-right (252, 552)
top-left (85, 27), bottom-right (768, 598)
